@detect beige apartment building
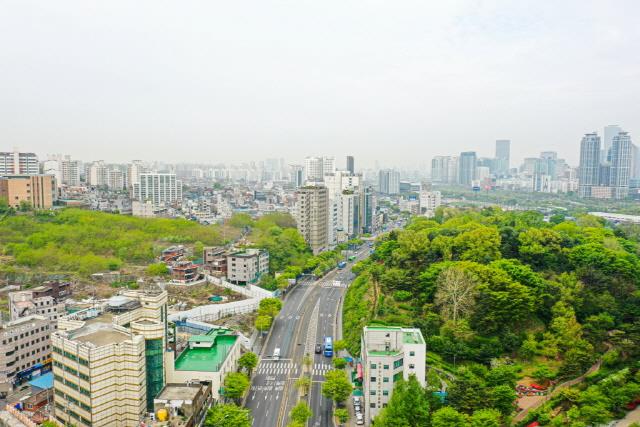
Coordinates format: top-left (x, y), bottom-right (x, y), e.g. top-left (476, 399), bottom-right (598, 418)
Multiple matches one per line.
top-left (226, 249), bottom-right (269, 284)
top-left (0, 175), bottom-right (56, 209)
top-left (0, 316), bottom-right (52, 396)
top-left (52, 287), bottom-right (168, 427)
top-left (295, 186), bottom-right (329, 254)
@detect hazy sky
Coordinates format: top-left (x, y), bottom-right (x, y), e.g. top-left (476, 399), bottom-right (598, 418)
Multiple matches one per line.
top-left (1, 1), bottom-right (639, 168)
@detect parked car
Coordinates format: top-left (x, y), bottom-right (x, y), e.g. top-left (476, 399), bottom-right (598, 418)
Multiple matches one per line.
top-left (315, 343), bottom-right (322, 354)
top-left (356, 413), bottom-right (364, 425)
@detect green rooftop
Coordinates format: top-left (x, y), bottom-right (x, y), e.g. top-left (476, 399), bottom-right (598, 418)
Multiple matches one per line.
top-left (175, 329), bottom-right (238, 372)
top-left (403, 331), bottom-right (424, 345)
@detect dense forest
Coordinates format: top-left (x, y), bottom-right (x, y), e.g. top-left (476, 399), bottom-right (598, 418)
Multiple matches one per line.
top-left (344, 207), bottom-right (640, 426)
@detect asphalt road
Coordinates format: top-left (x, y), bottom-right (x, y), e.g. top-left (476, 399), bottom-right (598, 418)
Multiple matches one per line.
top-left (245, 245), bottom-right (371, 427)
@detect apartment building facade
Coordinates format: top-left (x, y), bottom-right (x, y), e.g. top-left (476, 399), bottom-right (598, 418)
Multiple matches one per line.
top-left (0, 175), bottom-right (56, 209)
top-left (0, 316), bottom-right (52, 396)
top-left (295, 186), bottom-right (329, 254)
top-left (226, 249), bottom-right (269, 284)
top-left (0, 150), bottom-right (39, 175)
top-left (361, 326), bottom-right (426, 424)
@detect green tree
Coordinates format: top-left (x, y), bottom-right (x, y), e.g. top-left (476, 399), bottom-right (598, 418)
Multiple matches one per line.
top-left (374, 376), bottom-right (430, 427)
top-left (295, 376), bottom-right (311, 396)
top-left (448, 368), bottom-right (487, 414)
top-left (333, 358), bottom-right (347, 369)
top-left (255, 315), bottom-right (273, 333)
top-left (258, 298), bottom-right (283, 317)
top-left (205, 403), bottom-right (252, 427)
top-left (334, 408), bottom-right (349, 424)
top-left (223, 372), bottom-right (250, 402)
top-left (434, 266), bottom-right (478, 324)
top-left (333, 339), bottom-right (347, 353)
top-left (290, 401), bottom-right (312, 424)
top-left (146, 262), bottom-right (169, 276)
top-left (470, 408), bottom-right (501, 427)
top-left (321, 370), bottom-right (352, 404)
top-left (489, 384), bottom-right (516, 415)
top-left (432, 407), bottom-right (467, 427)
top-left (238, 352), bottom-right (258, 376)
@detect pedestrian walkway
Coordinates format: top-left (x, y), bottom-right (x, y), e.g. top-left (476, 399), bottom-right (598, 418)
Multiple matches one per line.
top-left (256, 361), bottom-right (299, 376)
top-left (312, 362), bottom-right (333, 377)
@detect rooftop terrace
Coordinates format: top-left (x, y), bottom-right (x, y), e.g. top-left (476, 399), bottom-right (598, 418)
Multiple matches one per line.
top-left (175, 329), bottom-right (237, 372)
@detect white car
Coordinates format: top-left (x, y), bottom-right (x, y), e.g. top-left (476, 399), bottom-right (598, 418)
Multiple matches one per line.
top-left (353, 396), bottom-right (361, 405)
top-left (356, 413), bottom-right (364, 425)
top-left (273, 347), bottom-right (280, 360)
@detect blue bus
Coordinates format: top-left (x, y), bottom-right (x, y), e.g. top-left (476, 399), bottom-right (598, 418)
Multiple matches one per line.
top-left (324, 336), bottom-right (333, 357)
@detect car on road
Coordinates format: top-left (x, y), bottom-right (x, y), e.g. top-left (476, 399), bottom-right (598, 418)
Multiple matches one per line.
top-left (273, 347), bottom-right (280, 360)
top-left (315, 343), bottom-right (322, 354)
top-left (356, 413), bottom-right (364, 425)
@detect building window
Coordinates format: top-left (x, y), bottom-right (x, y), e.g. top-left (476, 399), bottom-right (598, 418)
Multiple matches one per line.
top-left (409, 364), bottom-right (415, 369)
top-left (370, 403), bottom-right (376, 408)
top-left (409, 351), bottom-right (415, 356)
top-left (370, 390), bottom-right (376, 396)
top-left (370, 377), bottom-right (376, 382)
top-left (393, 358), bottom-right (403, 369)
top-left (370, 363), bottom-right (377, 369)
top-left (383, 390), bottom-right (389, 396)
top-left (383, 377), bottom-right (389, 383)
top-left (383, 364), bottom-right (389, 369)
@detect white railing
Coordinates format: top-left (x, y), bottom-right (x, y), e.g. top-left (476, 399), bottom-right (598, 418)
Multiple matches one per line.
top-left (206, 275), bottom-right (274, 299)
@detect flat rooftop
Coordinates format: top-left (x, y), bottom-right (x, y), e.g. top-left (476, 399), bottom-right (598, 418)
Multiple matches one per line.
top-left (155, 384), bottom-right (202, 402)
top-left (175, 331), bottom-right (237, 372)
top-left (72, 324), bottom-right (130, 346)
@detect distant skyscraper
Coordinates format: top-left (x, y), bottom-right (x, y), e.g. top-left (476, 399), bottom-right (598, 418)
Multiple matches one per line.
top-left (603, 125), bottom-right (622, 162)
top-left (304, 157), bottom-right (324, 182)
top-left (378, 169), bottom-right (400, 195)
top-left (346, 156), bottom-right (355, 175)
top-left (431, 156), bottom-right (458, 184)
top-left (458, 152), bottom-right (477, 185)
top-left (322, 157), bottom-right (336, 176)
top-left (495, 140), bottom-right (510, 175)
top-left (578, 132), bottom-right (601, 197)
top-left (609, 131), bottom-right (632, 199)
top-left (290, 164), bottom-right (304, 188)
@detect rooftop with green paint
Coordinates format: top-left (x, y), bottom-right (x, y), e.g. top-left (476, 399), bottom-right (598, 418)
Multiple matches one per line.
top-left (175, 329), bottom-right (238, 372)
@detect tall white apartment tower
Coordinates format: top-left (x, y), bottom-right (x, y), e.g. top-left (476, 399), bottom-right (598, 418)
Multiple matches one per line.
top-left (133, 173), bottom-right (182, 207)
top-left (0, 150), bottom-right (39, 175)
top-left (295, 186), bottom-right (329, 254)
top-left (609, 131), bottom-right (632, 199)
top-left (578, 132), bottom-right (601, 198)
top-left (603, 125), bottom-right (622, 162)
top-left (304, 157), bottom-right (324, 183)
top-left (361, 326), bottom-right (426, 424)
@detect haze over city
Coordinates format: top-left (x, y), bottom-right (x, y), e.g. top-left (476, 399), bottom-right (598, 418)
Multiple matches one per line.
top-left (2, 1), bottom-right (639, 167)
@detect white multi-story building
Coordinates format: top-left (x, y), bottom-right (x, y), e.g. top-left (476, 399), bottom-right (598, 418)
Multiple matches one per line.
top-left (431, 156), bottom-right (458, 184)
top-left (52, 288), bottom-right (168, 427)
top-left (378, 170), bottom-right (400, 195)
top-left (0, 150), bottom-right (39, 175)
top-left (88, 161), bottom-right (109, 187)
top-left (107, 168), bottom-right (125, 190)
top-left (226, 249), bottom-right (269, 284)
top-left (304, 157), bottom-right (324, 183)
top-left (133, 173), bottom-right (182, 207)
top-left (361, 326), bottom-right (426, 425)
top-left (127, 160), bottom-right (146, 189)
top-left (419, 190), bottom-right (441, 216)
top-left (61, 157), bottom-right (81, 187)
top-left (9, 291), bottom-right (65, 326)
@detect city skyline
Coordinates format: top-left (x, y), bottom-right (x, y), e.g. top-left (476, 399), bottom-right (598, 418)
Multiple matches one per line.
top-left (2, 2), bottom-right (639, 166)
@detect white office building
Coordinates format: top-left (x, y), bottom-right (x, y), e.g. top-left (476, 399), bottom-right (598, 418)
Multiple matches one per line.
top-left (0, 150), bottom-right (39, 175)
top-left (361, 326), bottom-right (426, 425)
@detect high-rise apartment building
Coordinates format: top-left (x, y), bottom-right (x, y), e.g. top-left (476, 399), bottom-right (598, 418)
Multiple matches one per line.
top-left (61, 157), bottom-right (81, 187)
top-left (346, 156), bottom-right (355, 175)
top-left (603, 125), bottom-right (622, 162)
top-left (133, 173), bottom-right (182, 207)
top-left (295, 186), bottom-right (329, 254)
top-left (0, 150), bottom-right (39, 175)
top-left (0, 175), bottom-right (56, 209)
top-left (378, 170), bottom-right (400, 195)
top-left (609, 131), bottom-right (632, 199)
top-left (107, 168), bottom-right (125, 190)
top-left (458, 151), bottom-right (477, 186)
top-left (52, 288), bottom-right (168, 426)
top-left (431, 156), bottom-right (458, 184)
top-left (361, 326), bottom-right (426, 425)
top-left (495, 140), bottom-right (510, 175)
top-left (304, 157), bottom-right (324, 183)
top-left (88, 161), bottom-right (109, 187)
top-left (127, 160), bottom-right (146, 189)
top-left (578, 132), bottom-right (601, 197)
top-left (289, 164), bottom-right (304, 188)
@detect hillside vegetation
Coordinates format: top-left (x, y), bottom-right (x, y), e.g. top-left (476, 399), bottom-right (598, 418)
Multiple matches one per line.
top-left (345, 207), bottom-right (640, 426)
top-left (0, 209), bottom-right (229, 276)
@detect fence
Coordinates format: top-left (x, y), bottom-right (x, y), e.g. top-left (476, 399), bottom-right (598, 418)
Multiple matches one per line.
top-left (206, 275), bottom-right (274, 299)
